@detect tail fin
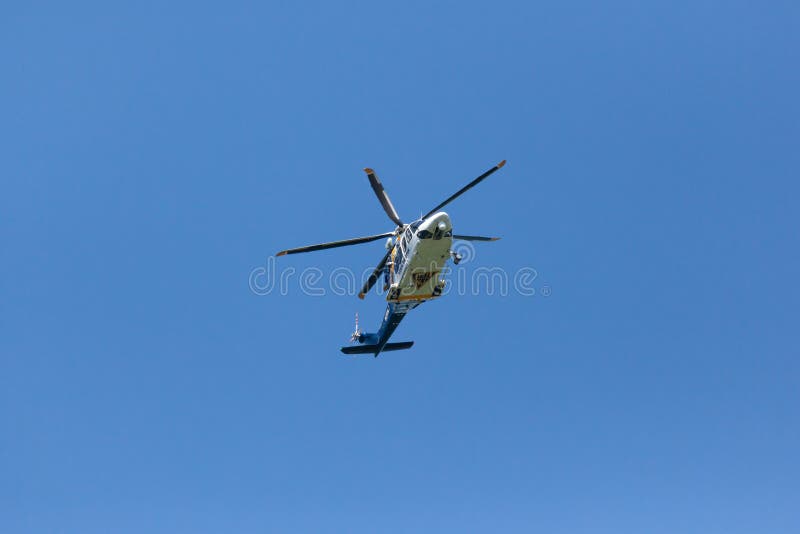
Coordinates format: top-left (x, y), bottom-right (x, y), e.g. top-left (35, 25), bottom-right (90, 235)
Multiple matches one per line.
top-left (340, 342), bottom-right (414, 355)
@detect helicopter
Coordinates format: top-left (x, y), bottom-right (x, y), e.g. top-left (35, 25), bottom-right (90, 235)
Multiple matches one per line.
top-left (276, 160), bottom-right (507, 357)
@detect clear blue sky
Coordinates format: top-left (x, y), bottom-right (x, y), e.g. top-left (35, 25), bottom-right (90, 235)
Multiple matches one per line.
top-left (2, 2), bottom-right (798, 532)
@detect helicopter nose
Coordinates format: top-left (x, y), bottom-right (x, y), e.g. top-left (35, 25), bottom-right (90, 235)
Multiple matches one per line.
top-left (428, 211), bottom-right (451, 230)
top-left (418, 212), bottom-right (451, 240)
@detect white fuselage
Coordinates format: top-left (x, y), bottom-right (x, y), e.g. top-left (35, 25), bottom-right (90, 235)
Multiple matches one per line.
top-left (387, 212), bottom-right (452, 302)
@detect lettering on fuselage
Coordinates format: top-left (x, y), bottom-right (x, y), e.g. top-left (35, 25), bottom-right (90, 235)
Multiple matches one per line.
top-left (411, 271), bottom-right (434, 289)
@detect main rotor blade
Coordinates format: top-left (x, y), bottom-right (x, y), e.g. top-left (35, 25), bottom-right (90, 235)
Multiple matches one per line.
top-left (358, 249), bottom-right (392, 299)
top-left (452, 235), bottom-right (501, 241)
top-left (422, 160), bottom-right (506, 220)
top-left (276, 232), bottom-right (394, 256)
top-left (364, 168), bottom-right (404, 227)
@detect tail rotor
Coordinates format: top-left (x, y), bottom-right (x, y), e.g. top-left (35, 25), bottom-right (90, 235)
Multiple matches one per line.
top-left (350, 312), bottom-right (362, 343)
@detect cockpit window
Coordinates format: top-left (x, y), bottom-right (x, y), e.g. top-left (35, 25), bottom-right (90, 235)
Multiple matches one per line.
top-left (417, 229), bottom-right (433, 239)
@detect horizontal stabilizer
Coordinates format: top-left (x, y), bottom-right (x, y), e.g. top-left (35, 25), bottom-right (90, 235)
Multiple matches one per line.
top-left (340, 341), bottom-right (414, 355)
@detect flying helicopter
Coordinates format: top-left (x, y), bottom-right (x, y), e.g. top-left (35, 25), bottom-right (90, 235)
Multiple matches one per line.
top-left (276, 160), bottom-right (507, 357)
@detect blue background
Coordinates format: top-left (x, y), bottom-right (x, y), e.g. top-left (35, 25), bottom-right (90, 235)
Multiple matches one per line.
top-left (2, 1), bottom-right (798, 532)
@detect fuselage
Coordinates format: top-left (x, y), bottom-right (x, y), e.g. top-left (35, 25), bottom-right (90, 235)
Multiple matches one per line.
top-left (361, 212), bottom-right (453, 354)
top-left (388, 211), bottom-right (452, 300)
